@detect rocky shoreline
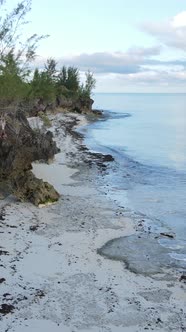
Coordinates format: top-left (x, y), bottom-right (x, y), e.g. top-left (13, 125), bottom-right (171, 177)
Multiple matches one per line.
top-left (0, 108), bottom-right (60, 205)
top-left (0, 110), bottom-right (185, 331)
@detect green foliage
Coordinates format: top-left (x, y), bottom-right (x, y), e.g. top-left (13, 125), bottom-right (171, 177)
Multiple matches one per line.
top-left (66, 67), bottom-right (80, 91)
top-left (0, 1), bottom-right (96, 109)
top-left (56, 66), bottom-right (80, 97)
top-left (58, 66), bottom-right (67, 86)
top-left (29, 68), bottom-right (56, 102)
top-left (78, 71), bottom-right (96, 99)
top-left (38, 111), bottom-right (51, 127)
top-left (0, 0), bottom-right (48, 68)
top-left (56, 66), bottom-right (96, 101)
top-left (29, 64), bottom-right (96, 105)
top-left (85, 71), bottom-right (96, 96)
top-left (45, 58), bottom-right (57, 82)
top-left (0, 51), bottom-right (29, 105)
top-left (0, 0), bottom-right (48, 107)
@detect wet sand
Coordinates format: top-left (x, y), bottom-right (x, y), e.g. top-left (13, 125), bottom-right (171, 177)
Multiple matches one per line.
top-left (0, 111), bottom-right (185, 331)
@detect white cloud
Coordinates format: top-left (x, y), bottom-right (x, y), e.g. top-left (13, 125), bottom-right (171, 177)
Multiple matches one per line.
top-left (34, 46), bottom-right (162, 75)
top-left (114, 69), bottom-right (186, 85)
top-left (33, 38), bottom-right (186, 92)
top-left (141, 11), bottom-right (186, 51)
top-left (94, 70), bottom-right (186, 93)
top-left (57, 47), bottom-right (161, 74)
top-left (172, 11), bottom-right (186, 28)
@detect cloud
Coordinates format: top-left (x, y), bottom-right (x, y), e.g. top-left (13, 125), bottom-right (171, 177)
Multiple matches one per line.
top-left (94, 69), bottom-right (186, 93)
top-left (34, 47), bottom-right (162, 75)
top-left (141, 11), bottom-right (186, 51)
top-left (34, 51), bottom-right (186, 74)
top-left (172, 12), bottom-right (186, 28)
top-left (125, 70), bottom-right (186, 84)
top-left (55, 47), bottom-right (161, 74)
top-left (33, 42), bottom-right (186, 91)
top-left (35, 52), bottom-right (136, 74)
top-left (127, 46), bottom-right (161, 57)
top-left (35, 45), bottom-right (186, 77)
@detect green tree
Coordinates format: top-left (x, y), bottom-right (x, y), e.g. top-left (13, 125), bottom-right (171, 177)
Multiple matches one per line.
top-left (56, 66), bottom-right (80, 98)
top-left (0, 0), bottom-right (47, 67)
top-left (57, 66), bottom-right (67, 87)
top-left (84, 70), bottom-right (96, 97)
top-left (0, 0), bottom-right (47, 106)
top-left (65, 67), bottom-right (80, 92)
top-left (45, 58), bottom-right (57, 82)
top-left (30, 68), bottom-right (56, 103)
top-left (0, 51), bottom-right (28, 105)
top-left (79, 71), bottom-right (96, 98)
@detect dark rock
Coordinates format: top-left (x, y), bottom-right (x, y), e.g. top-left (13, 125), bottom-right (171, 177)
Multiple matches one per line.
top-left (0, 250), bottom-right (9, 256)
top-left (92, 109), bottom-right (103, 116)
top-left (0, 303), bottom-right (15, 315)
top-left (0, 108), bottom-right (59, 204)
top-left (88, 152), bottom-right (114, 163)
top-left (179, 274), bottom-right (186, 282)
top-left (160, 232), bottom-right (174, 239)
top-left (13, 171), bottom-right (59, 206)
top-left (0, 278), bottom-right (5, 284)
top-left (102, 154), bottom-right (114, 162)
top-left (21, 95), bottom-right (97, 117)
top-left (56, 96), bottom-right (94, 113)
top-left (0, 211), bottom-right (5, 220)
top-left (29, 225), bottom-right (39, 231)
top-left (72, 97), bottom-right (94, 113)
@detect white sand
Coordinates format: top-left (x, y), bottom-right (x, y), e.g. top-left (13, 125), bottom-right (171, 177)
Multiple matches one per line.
top-left (32, 161), bottom-right (78, 189)
top-left (0, 112), bottom-right (185, 332)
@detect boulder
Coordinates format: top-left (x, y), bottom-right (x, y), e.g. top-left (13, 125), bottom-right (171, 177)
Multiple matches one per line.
top-left (13, 171), bottom-right (59, 206)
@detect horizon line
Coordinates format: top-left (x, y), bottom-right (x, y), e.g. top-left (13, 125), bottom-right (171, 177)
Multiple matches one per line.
top-left (94, 92), bottom-right (186, 94)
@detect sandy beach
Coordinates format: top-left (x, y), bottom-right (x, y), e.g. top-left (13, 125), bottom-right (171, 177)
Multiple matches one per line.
top-left (0, 111), bottom-right (185, 332)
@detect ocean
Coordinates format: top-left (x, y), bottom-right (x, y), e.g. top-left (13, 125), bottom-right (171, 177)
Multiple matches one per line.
top-left (82, 93), bottom-right (186, 268)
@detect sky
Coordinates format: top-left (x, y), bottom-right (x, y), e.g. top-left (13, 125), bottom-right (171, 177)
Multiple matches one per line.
top-left (5, 0), bottom-right (186, 92)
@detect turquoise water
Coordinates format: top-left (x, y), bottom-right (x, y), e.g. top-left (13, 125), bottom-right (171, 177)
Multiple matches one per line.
top-left (93, 93), bottom-right (186, 171)
top-left (84, 93), bottom-right (186, 266)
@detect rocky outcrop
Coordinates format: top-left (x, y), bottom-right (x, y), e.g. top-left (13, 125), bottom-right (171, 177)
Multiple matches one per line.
top-left (0, 108), bottom-right (60, 205)
top-left (26, 96), bottom-right (94, 117)
top-left (72, 97), bottom-right (94, 113)
top-left (56, 96), bottom-right (94, 113)
top-left (13, 171), bottom-right (59, 206)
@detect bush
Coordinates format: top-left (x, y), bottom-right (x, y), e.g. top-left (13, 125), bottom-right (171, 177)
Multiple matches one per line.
top-left (38, 112), bottom-right (51, 127)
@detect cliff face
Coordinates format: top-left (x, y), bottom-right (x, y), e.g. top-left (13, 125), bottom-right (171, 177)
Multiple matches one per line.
top-left (0, 109), bottom-right (59, 205)
top-left (26, 96), bottom-right (94, 117)
top-left (56, 96), bottom-right (94, 113)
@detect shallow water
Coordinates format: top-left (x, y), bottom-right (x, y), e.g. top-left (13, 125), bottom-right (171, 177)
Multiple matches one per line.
top-left (83, 93), bottom-right (186, 268)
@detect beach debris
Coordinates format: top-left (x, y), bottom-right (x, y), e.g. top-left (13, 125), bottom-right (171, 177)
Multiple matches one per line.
top-left (0, 303), bottom-right (15, 315)
top-left (160, 232), bottom-right (174, 239)
top-left (0, 278), bottom-right (6, 284)
top-left (35, 289), bottom-right (45, 299)
top-left (156, 318), bottom-right (163, 324)
top-left (0, 249), bottom-right (9, 255)
top-left (29, 224), bottom-right (39, 231)
top-left (179, 274), bottom-right (186, 282)
top-left (0, 210), bottom-right (5, 221)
